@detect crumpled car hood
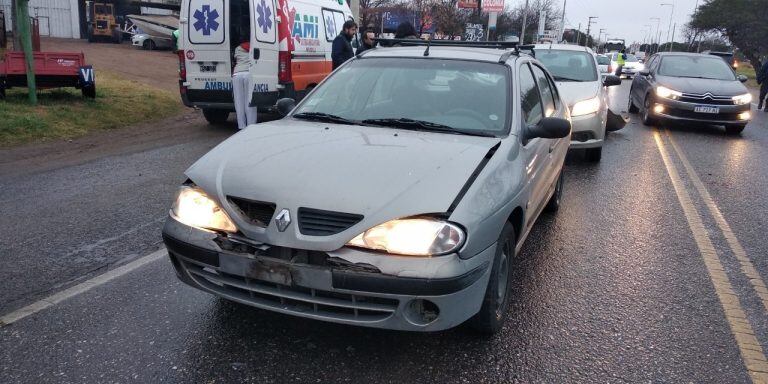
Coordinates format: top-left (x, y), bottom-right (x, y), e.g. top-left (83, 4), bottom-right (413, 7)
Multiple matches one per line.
top-left (185, 119), bottom-right (501, 250)
top-left (556, 81), bottom-right (601, 107)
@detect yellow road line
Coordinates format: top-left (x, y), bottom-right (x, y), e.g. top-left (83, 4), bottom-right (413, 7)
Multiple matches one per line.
top-left (653, 129), bottom-right (768, 383)
top-left (663, 129), bottom-right (768, 313)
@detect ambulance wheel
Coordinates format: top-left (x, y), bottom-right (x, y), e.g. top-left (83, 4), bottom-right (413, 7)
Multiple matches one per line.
top-left (203, 109), bottom-right (229, 124)
top-left (82, 85), bottom-right (96, 99)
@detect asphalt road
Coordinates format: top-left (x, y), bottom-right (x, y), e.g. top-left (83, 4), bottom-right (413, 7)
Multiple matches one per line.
top-left (2, 81), bottom-right (768, 383)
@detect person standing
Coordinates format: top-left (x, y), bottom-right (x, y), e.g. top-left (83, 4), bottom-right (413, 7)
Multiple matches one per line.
top-left (394, 22), bottom-right (419, 39)
top-left (615, 48), bottom-right (627, 77)
top-left (757, 58), bottom-right (768, 111)
top-left (232, 38), bottom-right (257, 130)
top-left (356, 27), bottom-right (376, 56)
top-left (332, 20), bottom-right (357, 70)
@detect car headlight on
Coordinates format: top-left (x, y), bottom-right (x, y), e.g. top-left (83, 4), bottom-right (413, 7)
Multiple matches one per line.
top-left (346, 217), bottom-right (465, 256)
top-left (570, 96), bottom-right (601, 117)
top-left (656, 86), bottom-right (683, 100)
top-left (170, 185), bottom-right (237, 233)
top-left (732, 93), bottom-right (753, 105)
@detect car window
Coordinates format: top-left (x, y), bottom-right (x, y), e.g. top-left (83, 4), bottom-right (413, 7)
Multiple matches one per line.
top-left (647, 56), bottom-right (659, 71)
top-left (531, 65), bottom-right (556, 117)
top-left (624, 54), bottom-right (639, 62)
top-left (658, 56), bottom-right (737, 80)
top-left (295, 58), bottom-right (509, 134)
top-left (536, 50), bottom-right (598, 82)
top-left (519, 64), bottom-right (544, 126)
top-left (596, 56), bottom-right (610, 65)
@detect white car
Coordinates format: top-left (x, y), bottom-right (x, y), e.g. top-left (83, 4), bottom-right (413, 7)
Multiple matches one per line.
top-left (131, 33), bottom-right (173, 50)
top-left (534, 44), bottom-right (622, 162)
top-left (596, 54), bottom-right (611, 75)
top-left (608, 52), bottom-right (645, 79)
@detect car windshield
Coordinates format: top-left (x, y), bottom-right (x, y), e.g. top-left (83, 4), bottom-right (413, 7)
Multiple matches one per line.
top-left (596, 56), bottom-right (610, 65)
top-left (536, 50), bottom-right (598, 82)
top-left (293, 58), bottom-right (509, 135)
top-left (658, 56), bottom-right (736, 80)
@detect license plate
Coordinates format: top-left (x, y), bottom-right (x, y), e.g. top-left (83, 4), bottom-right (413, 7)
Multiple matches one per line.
top-left (220, 254), bottom-right (293, 286)
top-left (694, 106), bottom-right (719, 114)
top-left (199, 63), bottom-right (217, 73)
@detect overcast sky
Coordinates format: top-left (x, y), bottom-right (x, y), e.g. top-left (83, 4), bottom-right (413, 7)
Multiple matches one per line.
top-left (551, 0), bottom-right (701, 44)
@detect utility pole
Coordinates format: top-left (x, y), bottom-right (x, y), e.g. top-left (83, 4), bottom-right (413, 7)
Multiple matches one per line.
top-left (585, 16), bottom-right (597, 48)
top-left (559, 0), bottom-right (567, 43)
top-left (520, 0), bottom-right (530, 44)
top-left (661, 2), bottom-right (674, 52)
top-left (670, 23), bottom-right (676, 52)
top-left (651, 17), bottom-right (661, 53)
top-left (576, 22), bottom-right (581, 45)
top-left (14, 0), bottom-right (36, 104)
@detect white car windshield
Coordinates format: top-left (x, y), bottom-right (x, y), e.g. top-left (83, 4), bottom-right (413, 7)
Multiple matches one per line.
top-left (294, 58), bottom-right (509, 135)
top-left (536, 50), bottom-right (598, 82)
top-left (658, 56), bottom-right (737, 81)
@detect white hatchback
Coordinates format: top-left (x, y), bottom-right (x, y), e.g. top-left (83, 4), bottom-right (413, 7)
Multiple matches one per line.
top-left (534, 44), bottom-right (621, 162)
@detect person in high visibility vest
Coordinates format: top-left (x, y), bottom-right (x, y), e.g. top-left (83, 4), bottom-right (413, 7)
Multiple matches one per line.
top-left (615, 48), bottom-right (627, 77)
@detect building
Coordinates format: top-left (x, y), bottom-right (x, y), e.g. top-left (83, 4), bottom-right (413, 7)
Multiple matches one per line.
top-left (1, 0), bottom-right (81, 39)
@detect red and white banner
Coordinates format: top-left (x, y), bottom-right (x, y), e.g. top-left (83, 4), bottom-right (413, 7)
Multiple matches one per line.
top-left (482, 0), bottom-right (504, 12)
top-left (457, 0), bottom-right (479, 9)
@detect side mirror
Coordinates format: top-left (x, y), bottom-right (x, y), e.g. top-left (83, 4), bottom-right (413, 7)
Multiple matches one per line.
top-left (524, 117), bottom-right (571, 143)
top-left (603, 75), bottom-right (622, 87)
top-left (639, 69), bottom-right (651, 77)
top-left (737, 74), bottom-right (748, 83)
top-left (276, 98), bottom-right (296, 117)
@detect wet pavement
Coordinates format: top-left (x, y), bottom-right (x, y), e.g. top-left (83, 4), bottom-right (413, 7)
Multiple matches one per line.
top-left (1, 82), bottom-right (767, 383)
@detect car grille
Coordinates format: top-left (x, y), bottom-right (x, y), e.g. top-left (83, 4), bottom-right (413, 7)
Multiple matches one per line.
top-left (298, 208), bottom-right (363, 236)
top-left (228, 197), bottom-right (276, 227)
top-left (679, 92), bottom-right (735, 105)
top-left (181, 260), bottom-right (398, 322)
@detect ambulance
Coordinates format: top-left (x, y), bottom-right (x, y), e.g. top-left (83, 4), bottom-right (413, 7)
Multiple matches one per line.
top-left (178, 0), bottom-right (354, 123)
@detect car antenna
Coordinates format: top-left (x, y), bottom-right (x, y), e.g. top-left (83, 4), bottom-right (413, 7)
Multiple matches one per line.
top-left (423, 38), bottom-right (431, 57)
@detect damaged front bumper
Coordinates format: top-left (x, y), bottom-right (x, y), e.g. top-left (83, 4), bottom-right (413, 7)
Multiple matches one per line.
top-left (162, 217), bottom-right (494, 332)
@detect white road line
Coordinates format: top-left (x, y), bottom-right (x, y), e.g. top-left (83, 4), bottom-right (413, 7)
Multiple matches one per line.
top-left (0, 248), bottom-right (167, 327)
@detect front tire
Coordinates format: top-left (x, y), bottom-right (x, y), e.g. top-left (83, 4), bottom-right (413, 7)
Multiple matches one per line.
top-left (628, 92), bottom-right (639, 113)
top-left (725, 124), bottom-right (745, 135)
top-left (641, 95), bottom-right (657, 126)
top-left (202, 109), bottom-right (230, 124)
top-left (544, 169), bottom-right (564, 212)
top-left (469, 222), bottom-right (516, 334)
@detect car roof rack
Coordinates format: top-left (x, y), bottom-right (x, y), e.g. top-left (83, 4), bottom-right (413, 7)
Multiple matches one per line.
top-left (372, 38), bottom-right (530, 63)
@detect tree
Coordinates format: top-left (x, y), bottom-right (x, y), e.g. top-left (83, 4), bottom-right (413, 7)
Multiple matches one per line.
top-left (690, 0), bottom-right (768, 67)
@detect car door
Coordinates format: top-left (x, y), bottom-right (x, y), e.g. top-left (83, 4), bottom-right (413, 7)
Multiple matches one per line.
top-left (529, 63), bottom-right (565, 193)
top-left (249, 0), bottom-right (279, 101)
top-left (518, 62), bottom-right (551, 225)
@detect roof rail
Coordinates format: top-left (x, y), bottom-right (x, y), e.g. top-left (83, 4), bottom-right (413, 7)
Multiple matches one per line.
top-left (374, 38), bottom-right (520, 50)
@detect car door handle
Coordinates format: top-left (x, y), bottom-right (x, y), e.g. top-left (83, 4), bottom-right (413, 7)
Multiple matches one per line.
top-left (253, 48), bottom-right (260, 60)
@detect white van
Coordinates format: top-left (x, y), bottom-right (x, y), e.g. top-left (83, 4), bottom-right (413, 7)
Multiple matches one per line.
top-left (178, 0), bottom-right (354, 123)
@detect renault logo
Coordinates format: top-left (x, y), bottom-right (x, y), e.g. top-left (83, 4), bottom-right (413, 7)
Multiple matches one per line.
top-left (275, 209), bottom-right (291, 232)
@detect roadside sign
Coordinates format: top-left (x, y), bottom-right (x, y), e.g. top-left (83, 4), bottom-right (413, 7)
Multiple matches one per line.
top-left (464, 23), bottom-right (484, 42)
top-left (457, 0), bottom-right (479, 9)
top-left (482, 0), bottom-right (504, 13)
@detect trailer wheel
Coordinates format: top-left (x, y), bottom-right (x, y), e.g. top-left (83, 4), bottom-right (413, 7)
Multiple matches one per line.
top-left (82, 85), bottom-right (96, 99)
top-left (112, 28), bottom-right (123, 44)
top-left (0, 83), bottom-right (6, 100)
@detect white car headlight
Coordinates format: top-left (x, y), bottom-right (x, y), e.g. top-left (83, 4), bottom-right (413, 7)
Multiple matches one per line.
top-left (346, 217), bottom-right (465, 256)
top-left (732, 93), bottom-right (753, 105)
top-left (570, 96), bottom-right (601, 117)
top-left (656, 86), bottom-right (683, 100)
top-left (171, 185), bottom-right (237, 233)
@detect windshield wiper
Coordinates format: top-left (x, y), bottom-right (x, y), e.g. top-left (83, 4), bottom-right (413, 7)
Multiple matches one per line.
top-left (361, 118), bottom-right (496, 137)
top-left (292, 112), bottom-right (357, 125)
top-left (553, 75), bottom-right (582, 82)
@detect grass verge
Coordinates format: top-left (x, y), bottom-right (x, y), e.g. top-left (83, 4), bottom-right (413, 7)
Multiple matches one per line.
top-left (736, 63), bottom-right (758, 89)
top-left (0, 70), bottom-right (182, 147)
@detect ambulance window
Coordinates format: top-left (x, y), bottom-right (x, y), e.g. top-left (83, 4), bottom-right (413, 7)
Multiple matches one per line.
top-left (253, 0), bottom-right (275, 43)
top-left (322, 9), bottom-right (345, 41)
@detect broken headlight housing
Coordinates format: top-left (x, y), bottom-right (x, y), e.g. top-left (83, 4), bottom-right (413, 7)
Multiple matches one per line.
top-left (170, 185), bottom-right (237, 233)
top-left (346, 217), bottom-right (465, 256)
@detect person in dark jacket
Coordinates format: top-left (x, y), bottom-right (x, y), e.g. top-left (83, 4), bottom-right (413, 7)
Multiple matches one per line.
top-left (356, 27), bottom-right (376, 55)
top-left (757, 58), bottom-right (768, 111)
top-left (331, 20), bottom-right (357, 69)
top-left (394, 22), bottom-right (419, 39)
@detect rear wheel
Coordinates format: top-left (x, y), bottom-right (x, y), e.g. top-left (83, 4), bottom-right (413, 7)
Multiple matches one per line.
top-left (112, 28), bottom-right (123, 44)
top-left (82, 85), bottom-right (96, 99)
top-left (585, 147), bottom-right (602, 162)
top-left (725, 124), bottom-right (746, 135)
top-left (143, 39), bottom-right (156, 50)
top-left (202, 109), bottom-right (230, 124)
top-left (544, 169), bottom-right (564, 212)
top-left (641, 95), bottom-right (656, 126)
top-left (87, 26), bottom-right (95, 43)
top-left (0, 82), bottom-right (6, 100)
top-left (469, 222), bottom-right (516, 334)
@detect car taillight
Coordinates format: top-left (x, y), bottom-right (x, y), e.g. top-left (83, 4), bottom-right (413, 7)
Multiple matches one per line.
top-left (278, 51), bottom-right (292, 83)
top-left (178, 50), bottom-right (187, 81)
